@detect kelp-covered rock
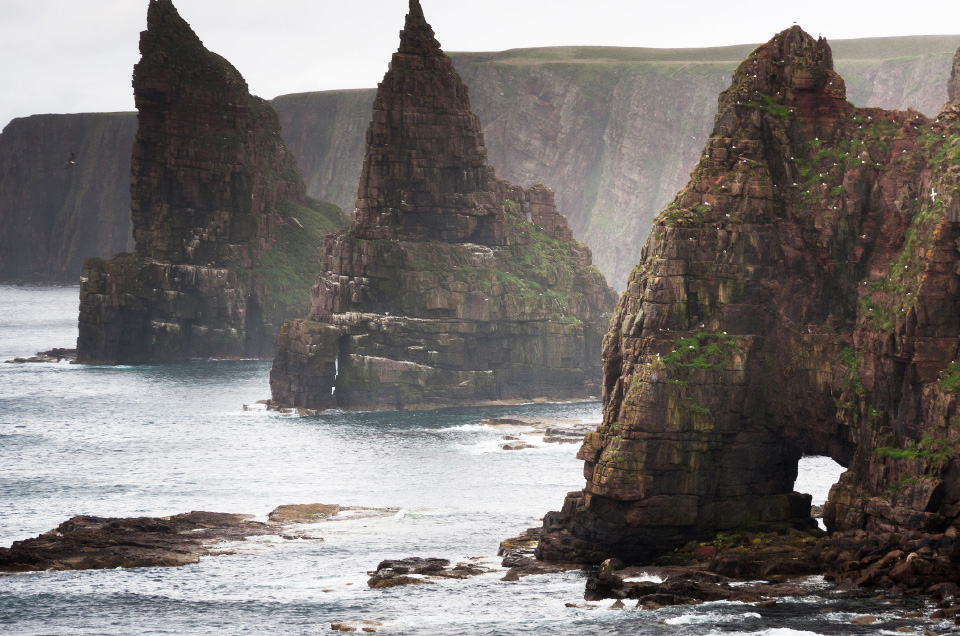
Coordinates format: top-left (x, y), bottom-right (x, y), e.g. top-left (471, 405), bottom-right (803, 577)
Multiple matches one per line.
top-left (269, 0), bottom-right (616, 411)
top-left (538, 29), bottom-right (960, 565)
top-left (76, 0), bottom-right (344, 364)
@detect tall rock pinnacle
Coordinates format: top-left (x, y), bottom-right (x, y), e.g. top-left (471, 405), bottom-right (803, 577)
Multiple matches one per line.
top-left (269, 1), bottom-right (616, 412)
top-left (131, 0), bottom-right (307, 266)
top-left (351, 0), bottom-right (502, 245)
top-left (77, 0), bottom-right (345, 364)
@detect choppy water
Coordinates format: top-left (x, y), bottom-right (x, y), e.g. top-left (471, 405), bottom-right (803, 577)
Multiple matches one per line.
top-left (0, 286), bottom-right (954, 635)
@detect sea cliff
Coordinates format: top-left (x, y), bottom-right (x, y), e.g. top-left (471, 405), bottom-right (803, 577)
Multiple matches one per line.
top-left (536, 27), bottom-right (960, 565)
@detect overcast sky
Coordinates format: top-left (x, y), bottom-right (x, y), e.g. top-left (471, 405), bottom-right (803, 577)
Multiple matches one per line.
top-left (2, 0), bottom-right (960, 130)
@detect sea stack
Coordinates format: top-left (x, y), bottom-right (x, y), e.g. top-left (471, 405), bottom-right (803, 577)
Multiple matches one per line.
top-left (76, 0), bottom-right (344, 364)
top-left (537, 28), bottom-right (960, 564)
top-left (268, 0), bottom-right (616, 411)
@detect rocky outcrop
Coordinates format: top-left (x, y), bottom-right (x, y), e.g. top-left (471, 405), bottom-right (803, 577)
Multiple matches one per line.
top-left (269, 1), bottom-right (616, 412)
top-left (366, 557), bottom-right (491, 588)
top-left (0, 503), bottom-right (391, 572)
top-left (0, 512), bottom-right (267, 571)
top-left (537, 30), bottom-right (960, 565)
top-left (4, 38), bottom-right (958, 288)
top-left (76, 0), bottom-right (345, 364)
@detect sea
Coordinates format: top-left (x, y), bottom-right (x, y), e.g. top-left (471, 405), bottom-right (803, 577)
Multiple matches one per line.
top-left (0, 286), bottom-right (955, 635)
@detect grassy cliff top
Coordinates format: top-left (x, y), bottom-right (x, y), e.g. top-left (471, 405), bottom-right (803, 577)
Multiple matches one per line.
top-left (449, 35), bottom-right (960, 67)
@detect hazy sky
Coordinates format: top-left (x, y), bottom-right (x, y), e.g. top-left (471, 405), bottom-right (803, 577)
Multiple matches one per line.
top-left (3, 0), bottom-right (960, 130)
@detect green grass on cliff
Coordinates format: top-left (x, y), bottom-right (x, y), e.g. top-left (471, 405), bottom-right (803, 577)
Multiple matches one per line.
top-left (876, 435), bottom-right (955, 463)
top-left (250, 198), bottom-right (347, 313)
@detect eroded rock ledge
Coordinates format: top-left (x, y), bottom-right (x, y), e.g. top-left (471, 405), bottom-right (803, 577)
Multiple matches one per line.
top-left (537, 27), bottom-right (960, 567)
top-left (0, 504), bottom-right (393, 573)
top-left (268, 0), bottom-right (616, 412)
top-left (76, 0), bottom-right (344, 365)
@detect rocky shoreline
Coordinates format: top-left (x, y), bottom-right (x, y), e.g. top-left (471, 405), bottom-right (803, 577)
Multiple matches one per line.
top-left (0, 504), bottom-right (396, 573)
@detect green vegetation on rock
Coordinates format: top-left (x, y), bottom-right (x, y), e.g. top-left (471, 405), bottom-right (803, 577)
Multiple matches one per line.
top-left (250, 198), bottom-right (347, 313)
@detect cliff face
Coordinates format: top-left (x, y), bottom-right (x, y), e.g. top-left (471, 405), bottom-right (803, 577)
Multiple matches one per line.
top-left (3, 38), bottom-right (958, 288)
top-left (76, 0), bottom-right (344, 364)
top-left (269, 0), bottom-right (617, 412)
top-left (537, 29), bottom-right (960, 565)
top-left (0, 114), bottom-right (135, 283)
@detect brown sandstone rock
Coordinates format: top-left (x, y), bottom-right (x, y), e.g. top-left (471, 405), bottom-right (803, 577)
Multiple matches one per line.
top-left (269, 0), bottom-right (616, 412)
top-left (537, 29), bottom-right (960, 566)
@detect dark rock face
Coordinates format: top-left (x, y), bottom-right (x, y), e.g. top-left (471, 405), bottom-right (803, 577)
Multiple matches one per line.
top-left (269, 1), bottom-right (616, 412)
top-left (76, 0), bottom-right (345, 364)
top-left (0, 114), bottom-right (136, 284)
top-left (538, 29), bottom-right (960, 565)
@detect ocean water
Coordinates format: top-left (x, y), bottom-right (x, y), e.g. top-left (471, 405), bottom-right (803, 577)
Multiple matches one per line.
top-left (0, 286), bottom-right (954, 635)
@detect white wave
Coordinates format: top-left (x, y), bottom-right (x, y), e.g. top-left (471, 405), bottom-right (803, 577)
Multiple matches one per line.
top-left (666, 610), bottom-right (761, 625)
top-left (622, 573), bottom-right (664, 584)
top-left (707, 630), bottom-right (824, 636)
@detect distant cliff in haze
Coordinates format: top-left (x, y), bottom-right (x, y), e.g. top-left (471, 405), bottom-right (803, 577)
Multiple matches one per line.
top-left (2, 35), bottom-right (959, 289)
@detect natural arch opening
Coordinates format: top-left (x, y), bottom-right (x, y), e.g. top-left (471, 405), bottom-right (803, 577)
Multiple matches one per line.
top-left (794, 456), bottom-right (846, 529)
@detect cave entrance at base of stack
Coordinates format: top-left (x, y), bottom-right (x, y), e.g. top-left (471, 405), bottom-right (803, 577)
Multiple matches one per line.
top-left (794, 456), bottom-right (846, 530)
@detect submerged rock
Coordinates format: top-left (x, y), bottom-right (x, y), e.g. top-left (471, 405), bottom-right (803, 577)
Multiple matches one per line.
top-left (330, 620), bottom-right (383, 633)
top-left (367, 556), bottom-right (492, 588)
top-left (76, 0), bottom-right (345, 365)
top-left (4, 348), bottom-right (76, 364)
top-left (268, 0), bottom-right (616, 413)
top-left (537, 27), bottom-right (960, 566)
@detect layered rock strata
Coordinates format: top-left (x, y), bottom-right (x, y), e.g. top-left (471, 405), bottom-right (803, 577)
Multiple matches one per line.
top-left (269, 0), bottom-right (616, 411)
top-left (538, 29), bottom-right (960, 565)
top-left (76, 0), bottom-right (344, 364)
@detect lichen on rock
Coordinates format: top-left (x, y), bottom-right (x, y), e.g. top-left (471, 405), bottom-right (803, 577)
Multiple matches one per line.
top-left (76, 0), bottom-right (345, 364)
top-left (537, 28), bottom-right (960, 565)
top-left (268, 0), bottom-right (617, 412)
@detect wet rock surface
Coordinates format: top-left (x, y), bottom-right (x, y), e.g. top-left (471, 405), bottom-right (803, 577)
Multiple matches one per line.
top-left (4, 348), bottom-right (76, 364)
top-left (537, 28), bottom-right (960, 568)
top-left (0, 503), bottom-right (385, 573)
top-left (367, 557), bottom-right (493, 588)
top-left (0, 512), bottom-right (268, 572)
top-left (269, 0), bottom-right (616, 413)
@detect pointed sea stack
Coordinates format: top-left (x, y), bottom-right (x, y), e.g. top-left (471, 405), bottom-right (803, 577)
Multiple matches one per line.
top-left (269, 0), bottom-right (616, 411)
top-left (537, 27), bottom-right (960, 565)
top-left (76, 0), bottom-right (345, 364)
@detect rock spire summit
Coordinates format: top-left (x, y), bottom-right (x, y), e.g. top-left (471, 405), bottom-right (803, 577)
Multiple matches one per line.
top-left (351, 0), bottom-right (502, 245)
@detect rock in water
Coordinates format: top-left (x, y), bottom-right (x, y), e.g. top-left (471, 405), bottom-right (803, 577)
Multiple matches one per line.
top-left (268, 0), bottom-right (617, 411)
top-left (537, 28), bottom-right (960, 565)
top-left (75, 0), bottom-right (346, 364)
